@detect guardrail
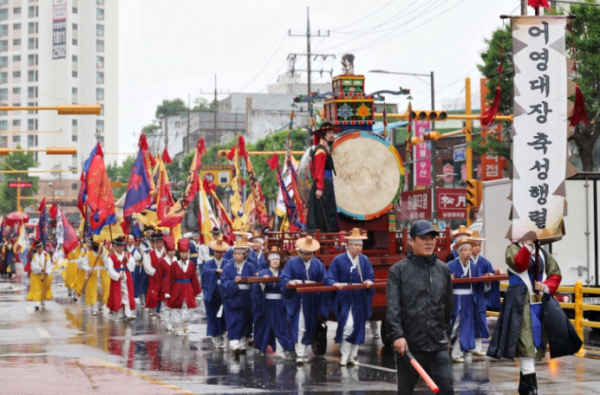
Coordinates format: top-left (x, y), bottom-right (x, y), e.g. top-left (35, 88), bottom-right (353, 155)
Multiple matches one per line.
top-left (487, 281), bottom-right (600, 356)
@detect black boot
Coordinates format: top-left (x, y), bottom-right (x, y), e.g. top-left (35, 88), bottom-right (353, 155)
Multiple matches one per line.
top-left (518, 372), bottom-right (538, 395)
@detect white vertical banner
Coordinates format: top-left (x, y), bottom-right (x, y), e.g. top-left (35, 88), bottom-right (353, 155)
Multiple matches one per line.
top-left (52, 0), bottom-right (67, 59)
top-left (511, 17), bottom-right (568, 241)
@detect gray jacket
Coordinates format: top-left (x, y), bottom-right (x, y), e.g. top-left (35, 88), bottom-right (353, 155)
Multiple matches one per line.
top-left (385, 252), bottom-right (454, 353)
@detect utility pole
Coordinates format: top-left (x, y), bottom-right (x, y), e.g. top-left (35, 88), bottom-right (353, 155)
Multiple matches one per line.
top-left (521, 0), bottom-right (528, 15)
top-left (187, 94), bottom-right (190, 153)
top-left (430, 71), bottom-right (437, 224)
top-left (198, 80), bottom-right (231, 150)
top-left (288, 7), bottom-right (336, 146)
top-left (214, 74), bottom-right (218, 147)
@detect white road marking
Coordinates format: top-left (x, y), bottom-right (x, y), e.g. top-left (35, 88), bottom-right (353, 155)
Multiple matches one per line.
top-left (37, 327), bottom-right (51, 338)
top-left (322, 355), bottom-right (397, 373)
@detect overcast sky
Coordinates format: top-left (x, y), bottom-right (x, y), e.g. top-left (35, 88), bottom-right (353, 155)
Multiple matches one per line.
top-left (118, 0), bottom-right (530, 154)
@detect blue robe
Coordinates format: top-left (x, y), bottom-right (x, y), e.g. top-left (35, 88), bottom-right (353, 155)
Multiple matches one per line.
top-left (473, 254), bottom-right (498, 338)
top-left (448, 258), bottom-right (482, 352)
top-left (201, 258), bottom-right (226, 337)
top-left (189, 241), bottom-right (199, 269)
top-left (474, 254), bottom-right (502, 310)
top-left (219, 260), bottom-right (257, 341)
top-left (134, 242), bottom-right (151, 298)
top-left (254, 251), bottom-right (269, 271)
top-left (324, 253), bottom-right (375, 345)
top-left (251, 268), bottom-right (294, 353)
top-left (280, 256), bottom-right (326, 345)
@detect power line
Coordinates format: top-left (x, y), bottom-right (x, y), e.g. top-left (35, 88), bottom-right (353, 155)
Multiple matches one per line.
top-left (237, 35), bottom-right (288, 92)
top-left (330, 0), bottom-right (397, 32)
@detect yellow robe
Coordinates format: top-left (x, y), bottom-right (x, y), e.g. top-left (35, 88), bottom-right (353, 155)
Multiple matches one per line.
top-left (83, 251), bottom-right (111, 306)
top-left (27, 252), bottom-right (53, 302)
top-left (63, 246), bottom-right (84, 293)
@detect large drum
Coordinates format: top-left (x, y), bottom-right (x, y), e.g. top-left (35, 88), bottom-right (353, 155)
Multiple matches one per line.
top-left (298, 130), bottom-right (405, 221)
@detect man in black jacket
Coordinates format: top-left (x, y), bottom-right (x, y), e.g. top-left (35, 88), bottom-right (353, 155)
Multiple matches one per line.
top-left (386, 220), bottom-right (454, 395)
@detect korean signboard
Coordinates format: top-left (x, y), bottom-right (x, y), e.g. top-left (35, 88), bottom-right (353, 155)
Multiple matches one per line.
top-left (414, 121), bottom-right (431, 186)
top-left (437, 188), bottom-right (466, 220)
top-left (52, 0), bottom-right (67, 59)
top-left (400, 189), bottom-right (431, 221)
top-left (511, 17), bottom-right (568, 241)
top-left (480, 78), bottom-right (505, 181)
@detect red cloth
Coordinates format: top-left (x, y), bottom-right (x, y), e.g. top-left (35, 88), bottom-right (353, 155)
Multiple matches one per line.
top-left (145, 251), bottom-right (166, 308)
top-left (310, 150), bottom-right (326, 190)
top-left (160, 257), bottom-right (172, 294)
top-left (544, 274), bottom-right (562, 295)
top-left (513, 245), bottom-right (532, 273)
top-left (106, 253), bottom-right (135, 312)
top-left (178, 238), bottom-right (190, 253)
top-left (165, 260), bottom-right (201, 309)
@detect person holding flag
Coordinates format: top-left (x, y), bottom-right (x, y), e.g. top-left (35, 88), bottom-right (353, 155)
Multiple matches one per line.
top-left (27, 241), bottom-right (53, 311)
top-left (135, 226), bottom-right (154, 306)
top-left (106, 236), bottom-right (136, 322)
top-left (79, 236), bottom-right (111, 315)
top-left (143, 232), bottom-right (166, 317)
top-left (1, 236), bottom-right (16, 279)
top-left (202, 237), bottom-right (230, 348)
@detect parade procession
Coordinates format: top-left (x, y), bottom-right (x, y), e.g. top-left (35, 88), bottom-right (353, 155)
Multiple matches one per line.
top-left (3, 1), bottom-right (600, 394)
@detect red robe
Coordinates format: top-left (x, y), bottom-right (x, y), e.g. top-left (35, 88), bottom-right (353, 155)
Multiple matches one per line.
top-left (106, 252), bottom-right (135, 312)
top-left (165, 259), bottom-right (201, 309)
top-left (145, 250), bottom-right (166, 308)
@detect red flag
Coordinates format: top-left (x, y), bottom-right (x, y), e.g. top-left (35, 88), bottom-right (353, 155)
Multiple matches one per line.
top-left (60, 209), bottom-right (79, 255)
top-left (138, 134), bottom-right (149, 150)
top-left (267, 154), bottom-right (279, 170)
top-left (49, 201), bottom-right (58, 220)
top-left (156, 163), bottom-right (175, 221)
top-left (86, 153), bottom-right (117, 233)
top-left (162, 148), bottom-right (172, 164)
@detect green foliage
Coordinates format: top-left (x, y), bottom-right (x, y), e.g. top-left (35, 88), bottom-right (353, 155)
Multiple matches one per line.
top-left (142, 124), bottom-right (160, 134)
top-left (192, 97), bottom-right (212, 112)
top-left (106, 156), bottom-right (134, 198)
top-left (155, 98), bottom-right (188, 118)
top-left (0, 145), bottom-right (39, 214)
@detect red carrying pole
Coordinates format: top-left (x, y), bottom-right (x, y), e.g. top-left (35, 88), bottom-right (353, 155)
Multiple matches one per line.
top-left (405, 351), bottom-right (439, 394)
top-left (295, 283), bottom-right (386, 293)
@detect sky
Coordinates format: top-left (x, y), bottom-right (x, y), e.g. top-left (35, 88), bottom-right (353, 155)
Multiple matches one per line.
top-left (118, 0), bottom-right (532, 154)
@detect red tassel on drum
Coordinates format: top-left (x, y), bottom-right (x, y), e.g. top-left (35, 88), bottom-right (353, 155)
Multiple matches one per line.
top-left (570, 84), bottom-right (589, 126)
top-left (527, 0), bottom-right (551, 10)
top-left (480, 85), bottom-right (501, 128)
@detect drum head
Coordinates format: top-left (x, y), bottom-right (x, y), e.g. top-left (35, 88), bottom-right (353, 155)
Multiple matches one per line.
top-left (333, 131), bottom-right (404, 220)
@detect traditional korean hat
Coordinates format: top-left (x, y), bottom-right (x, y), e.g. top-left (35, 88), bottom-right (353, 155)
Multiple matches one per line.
top-left (233, 231), bottom-right (252, 240)
top-left (111, 236), bottom-right (126, 246)
top-left (451, 225), bottom-right (472, 240)
top-left (344, 228), bottom-right (368, 244)
top-left (177, 238), bottom-right (190, 253)
top-left (267, 246), bottom-right (282, 261)
top-left (183, 232), bottom-right (193, 239)
top-left (164, 236), bottom-right (175, 252)
top-left (211, 227), bottom-right (221, 236)
top-left (127, 234), bottom-right (135, 242)
top-left (296, 235), bottom-right (320, 253)
top-left (144, 225), bottom-right (155, 234)
top-left (249, 230), bottom-right (265, 244)
top-left (151, 232), bottom-right (164, 241)
top-left (453, 237), bottom-right (475, 252)
top-left (467, 230), bottom-right (486, 243)
top-left (312, 122), bottom-right (343, 145)
top-left (232, 238), bottom-right (252, 252)
top-left (289, 249), bottom-right (299, 257)
top-left (208, 237), bottom-right (230, 252)
top-left (34, 240), bottom-right (43, 248)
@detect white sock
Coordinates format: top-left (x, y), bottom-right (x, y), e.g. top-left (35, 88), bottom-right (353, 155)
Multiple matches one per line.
top-left (475, 338), bottom-right (483, 352)
top-left (519, 357), bottom-right (536, 375)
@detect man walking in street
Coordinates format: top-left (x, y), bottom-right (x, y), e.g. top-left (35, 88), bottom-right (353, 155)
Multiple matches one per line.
top-left (386, 220), bottom-right (454, 395)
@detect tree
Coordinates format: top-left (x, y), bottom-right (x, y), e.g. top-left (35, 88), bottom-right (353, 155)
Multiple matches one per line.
top-left (192, 97), bottom-right (212, 112)
top-left (142, 123), bottom-right (160, 134)
top-left (155, 98), bottom-right (188, 119)
top-left (106, 156), bottom-right (134, 198)
top-left (0, 146), bottom-right (39, 214)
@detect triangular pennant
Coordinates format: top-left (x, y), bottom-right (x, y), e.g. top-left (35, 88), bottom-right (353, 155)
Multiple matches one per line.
top-left (507, 185), bottom-right (513, 202)
top-left (568, 78), bottom-right (576, 96)
top-left (514, 101), bottom-right (527, 117)
top-left (514, 83), bottom-right (521, 97)
top-left (549, 38), bottom-right (566, 55)
top-left (511, 124), bottom-right (517, 139)
top-left (511, 205), bottom-right (520, 220)
top-left (552, 180), bottom-right (566, 197)
top-left (513, 165), bottom-right (521, 180)
top-left (514, 62), bottom-right (521, 75)
top-left (513, 37), bottom-right (528, 55)
top-left (505, 224), bottom-right (513, 241)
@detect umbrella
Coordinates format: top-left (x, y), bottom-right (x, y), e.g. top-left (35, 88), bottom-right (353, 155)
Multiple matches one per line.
top-left (5, 212), bottom-right (30, 227)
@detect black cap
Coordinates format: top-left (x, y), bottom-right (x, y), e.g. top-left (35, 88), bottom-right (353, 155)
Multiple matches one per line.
top-left (211, 227), bottom-right (221, 235)
top-left (35, 240), bottom-right (43, 248)
top-left (409, 220), bottom-right (440, 239)
top-left (112, 236), bottom-right (126, 246)
top-left (151, 232), bottom-right (164, 241)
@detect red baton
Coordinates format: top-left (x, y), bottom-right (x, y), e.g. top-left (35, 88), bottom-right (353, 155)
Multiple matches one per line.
top-left (404, 350), bottom-right (439, 394)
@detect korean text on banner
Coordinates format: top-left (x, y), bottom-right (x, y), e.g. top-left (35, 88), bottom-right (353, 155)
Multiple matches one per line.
top-left (52, 0), bottom-right (67, 59)
top-left (414, 121), bottom-right (431, 186)
top-left (479, 78), bottom-right (504, 181)
top-left (511, 16), bottom-right (568, 241)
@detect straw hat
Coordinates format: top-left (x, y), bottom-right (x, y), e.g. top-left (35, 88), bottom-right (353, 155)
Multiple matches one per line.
top-left (233, 231), bottom-right (252, 238)
top-left (249, 230), bottom-right (265, 243)
top-left (289, 249), bottom-right (299, 257)
top-left (296, 235), bottom-right (320, 252)
top-left (453, 236), bottom-right (475, 251)
top-left (451, 225), bottom-right (472, 239)
top-left (344, 228), bottom-right (368, 241)
top-left (208, 237), bottom-right (230, 252)
top-left (232, 238), bottom-right (252, 250)
top-left (468, 230), bottom-right (486, 243)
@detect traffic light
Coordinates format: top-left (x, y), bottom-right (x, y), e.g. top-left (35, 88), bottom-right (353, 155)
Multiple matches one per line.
top-left (409, 110), bottom-right (448, 122)
top-left (466, 179), bottom-right (479, 209)
top-left (217, 150), bottom-right (228, 159)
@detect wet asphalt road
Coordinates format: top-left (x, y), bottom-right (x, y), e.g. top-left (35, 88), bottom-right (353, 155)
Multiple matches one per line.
top-left (3, 274), bottom-right (600, 394)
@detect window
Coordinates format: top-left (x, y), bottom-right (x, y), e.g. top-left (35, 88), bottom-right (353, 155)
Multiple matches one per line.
top-left (12, 135), bottom-right (20, 142)
top-left (72, 134), bottom-right (77, 142)
top-left (13, 23), bottom-right (20, 30)
top-left (27, 70), bottom-right (37, 82)
top-left (0, 10), bottom-right (7, 21)
top-left (27, 22), bottom-right (37, 34)
top-left (27, 119), bottom-right (37, 131)
top-left (28, 134), bottom-right (37, 147)
top-left (72, 87), bottom-right (77, 103)
top-left (12, 120), bottom-right (20, 126)
top-left (96, 39), bottom-right (104, 52)
top-left (0, 40), bottom-right (7, 52)
top-left (72, 39), bottom-right (77, 46)
top-left (96, 119), bottom-right (104, 132)
top-left (72, 55), bottom-right (77, 62)
top-left (96, 88), bottom-right (104, 100)
top-left (97, 0), bottom-right (105, 5)
top-left (12, 103), bottom-right (19, 107)
top-left (27, 102), bottom-right (36, 114)
top-left (12, 87), bottom-right (19, 94)
top-left (0, 88), bottom-right (6, 100)
top-left (0, 120), bottom-right (6, 130)
top-left (27, 37), bottom-right (37, 50)
top-left (72, 7), bottom-right (77, 14)
top-left (13, 55), bottom-right (20, 62)
top-left (12, 39), bottom-right (20, 46)
top-left (27, 86), bottom-right (36, 98)
top-left (27, 6), bottom-right (37, 18)
top-left (12, 71), bottom-right (19, 78)
top-left (27, 54), bottom-right (37, 66)
top-left (72, 71), bottom-right (77, 78)
top-left (0, 25), bottom-right (6, 36)
top-left (72, 23), bottom-right (77, 31)
top-left (96, 8), bottom-right (104, 21)
top-left (72, 119), bottom-right (77, 126)
top-left (100, 104), bottom-right (104, 115)
top-left (96, 55), bottom-right (104, 68)
top-left (0, 56), bottom-right (6, 67)
top-left (96, 71), bottom-right (104, 84)
top-left (0, 72), bottom-right (6, 83)
top-left (72, 183), bottom-right (78, 190)
top-left (0, 0), bottom-right (7, 5)
top-left (96, 24), bottom-right (104, 37)
top-left (13, 7), bottom-right (21, 14)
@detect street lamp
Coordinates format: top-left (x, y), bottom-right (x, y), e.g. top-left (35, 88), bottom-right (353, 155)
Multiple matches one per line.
top-left (369, 69), bottom-right (438, 223)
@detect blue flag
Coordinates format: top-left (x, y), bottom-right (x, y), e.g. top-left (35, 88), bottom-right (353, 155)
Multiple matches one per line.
top-left (123, 150), bottom-right (152, 218)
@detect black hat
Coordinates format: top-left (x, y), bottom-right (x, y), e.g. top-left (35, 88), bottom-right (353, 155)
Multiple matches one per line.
top-left (144, 225), bottom-right (155, 233)
top-left (211, 227), bottom-right (221, 235)
top-left (34, 240), bottom-right (43, 248)
top-left (112, 236), bottom-right (126, 246)
top-left (311, 121), bottom-right (342, 136)
top-left (409, 220), bottom-right (440, 239)
top-left (151, 232), bottom-right (164, 241)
